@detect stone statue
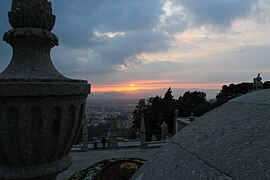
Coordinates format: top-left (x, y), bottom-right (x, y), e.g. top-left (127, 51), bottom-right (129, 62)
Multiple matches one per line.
top-left (253, 73), bottom-right (263, 90)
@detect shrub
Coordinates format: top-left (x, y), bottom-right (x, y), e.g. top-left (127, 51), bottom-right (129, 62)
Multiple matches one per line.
top-left (120, 162), bottom-right (139, 178)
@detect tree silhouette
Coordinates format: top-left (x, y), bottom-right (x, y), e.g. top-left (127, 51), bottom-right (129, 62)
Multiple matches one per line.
top-left (177, 91), bottom-right (207, 117)
top-left (132, 99), bottom-right (147, 129)
top-left (162, 87), bottom-right (175, 133)
top-left (132, 82), bottom-right (269, 140)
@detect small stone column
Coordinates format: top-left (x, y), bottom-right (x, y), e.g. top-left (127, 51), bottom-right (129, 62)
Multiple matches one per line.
top-left (174, 110), bottom-right (179, 134)
top-left (161, 121), bottom-right (168, 140)
top-left (136, 128), bottom-right (140, 141)
top-left (140, 115), bottom-right (147, 148)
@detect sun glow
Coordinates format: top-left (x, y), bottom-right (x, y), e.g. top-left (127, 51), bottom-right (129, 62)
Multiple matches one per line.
top-left (92, 80), bottom-right (223, 93)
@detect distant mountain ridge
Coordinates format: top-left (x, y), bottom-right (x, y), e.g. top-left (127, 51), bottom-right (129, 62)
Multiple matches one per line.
top-left (89, 88), bottom-right (219, 100)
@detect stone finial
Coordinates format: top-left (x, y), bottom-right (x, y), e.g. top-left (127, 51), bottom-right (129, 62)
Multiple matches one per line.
top-left (161, 121), bottom-right (168, 140)
top-left (140, 115), bottom-right (146, 133)
top-left (8, 0), bottom-right (56, 31)
top-left (140, 115), bottom-right (146, 147)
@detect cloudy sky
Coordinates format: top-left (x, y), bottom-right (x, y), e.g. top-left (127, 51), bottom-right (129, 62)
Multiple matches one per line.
top-left (0, 0), bottom-right (270, 93)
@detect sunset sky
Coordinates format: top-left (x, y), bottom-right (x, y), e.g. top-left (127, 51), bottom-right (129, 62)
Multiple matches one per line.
top-left (0, 0), bottom-right (270, 94)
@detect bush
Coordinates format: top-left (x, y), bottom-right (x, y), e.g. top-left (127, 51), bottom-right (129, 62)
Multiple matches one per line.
top-left (120, 162), bottom-right (139, 178)
top-left (69, 158), bottom-right (146, 180)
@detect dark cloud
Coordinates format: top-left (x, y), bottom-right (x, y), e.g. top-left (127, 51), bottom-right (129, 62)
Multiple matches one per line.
top-left (173, 0), bottom-right (254, 28)
top-left (0, 0), bottom-right (264, 84)
top-left (88, 60), bottom-right (186, 85)
top-left (50, 0), bottom-right (171, 76)
top-left (93, 31), bottom-right (170, 64)
top-left (0, 0), bottom-right (168, 75)
top-left (51, 0), bottom-right (165, 48)
top-left (52, 30), bottom-right (171, 77)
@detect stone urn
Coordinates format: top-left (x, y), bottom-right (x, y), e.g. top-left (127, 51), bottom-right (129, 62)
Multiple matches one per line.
top-left (0, 0), bottom-right (90, 179)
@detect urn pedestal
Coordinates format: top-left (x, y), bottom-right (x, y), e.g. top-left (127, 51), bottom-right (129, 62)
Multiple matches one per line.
top-left (0, 1), bottom-right (90, 179)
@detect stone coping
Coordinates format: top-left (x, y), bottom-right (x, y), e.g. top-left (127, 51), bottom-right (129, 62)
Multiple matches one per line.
top-left (0, 78), bottom-right (87, 83)
top-left (0, 81), bottom-right (90, 96)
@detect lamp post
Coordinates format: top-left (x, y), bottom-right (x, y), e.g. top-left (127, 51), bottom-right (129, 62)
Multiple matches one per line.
top-left (0, 0), bottom-right (90, 179)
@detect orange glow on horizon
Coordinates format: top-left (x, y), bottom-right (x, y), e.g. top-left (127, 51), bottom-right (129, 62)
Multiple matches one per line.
top-left (92, 81), bottom-right (224, 93)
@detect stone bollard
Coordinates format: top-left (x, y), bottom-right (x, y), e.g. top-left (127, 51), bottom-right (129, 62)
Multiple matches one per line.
top-left (174, 109), bottom-right (179, 134)
top-left (161, 121), bottom-right (168, 140)
top-left (140, 115), bottom-right (147, 148)
top-left (136, 129), bottom-right (141, 141)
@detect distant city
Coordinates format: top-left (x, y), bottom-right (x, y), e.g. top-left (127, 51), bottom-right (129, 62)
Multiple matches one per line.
top-left (84, 98), bottom-right (137, 139)
top-left (83, 88), bottom-right (218, 141)
top-left (89, 88), bottom-right (220, 100)
top-left (84, 88), bottom-right (218, 138)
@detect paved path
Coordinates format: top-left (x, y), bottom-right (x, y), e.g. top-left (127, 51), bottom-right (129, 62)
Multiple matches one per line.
top-left (57, 147), bottom-right (159, 180)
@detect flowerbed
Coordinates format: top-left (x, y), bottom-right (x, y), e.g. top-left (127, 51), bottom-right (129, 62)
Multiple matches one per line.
top-left (69, 158), bottom-right (146, 180)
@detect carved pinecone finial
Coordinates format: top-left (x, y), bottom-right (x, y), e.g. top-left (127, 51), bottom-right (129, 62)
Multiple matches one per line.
top-left (8, 0), bottom-right (56, 31)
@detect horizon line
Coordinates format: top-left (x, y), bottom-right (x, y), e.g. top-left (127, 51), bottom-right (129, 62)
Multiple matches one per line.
top-left (91, 83), bottom-right (225, 93)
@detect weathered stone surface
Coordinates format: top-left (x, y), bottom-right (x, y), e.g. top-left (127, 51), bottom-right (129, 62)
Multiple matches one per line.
top-left (1, 29), bottom-right (63, 80)
top-left (3, 28), bottom-right (59, 46)
top-left (9, 0), bottom-right (56, 31)
top-left (132, 89), bottom-right (270, 180)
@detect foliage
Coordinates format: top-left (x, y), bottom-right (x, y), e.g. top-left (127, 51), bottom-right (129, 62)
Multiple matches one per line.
top-left (263, 81), bottom-right (270, 89)
top-left (133, 82), bottom-right (270, 140)
top-left (87, 124), bottom-right (110, 140)
top-left (69, 158), bottom-right (146, 180)
top-left (132, 99), bottom-right (147, 129)
top-left (177, 91), bottom-right (207, 117)
top-left (74, 123), bottom-right (111, 144)
top-left (133, 88), bottom-right (208, 141)
top-left (216, 82), bottom-right (253, 100)
top-left (120, 162), bottom-right (139, 179)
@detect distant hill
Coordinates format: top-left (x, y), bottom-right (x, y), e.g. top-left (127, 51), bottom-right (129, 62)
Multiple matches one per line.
top-left (89, 88), bottom-right (219, 100)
